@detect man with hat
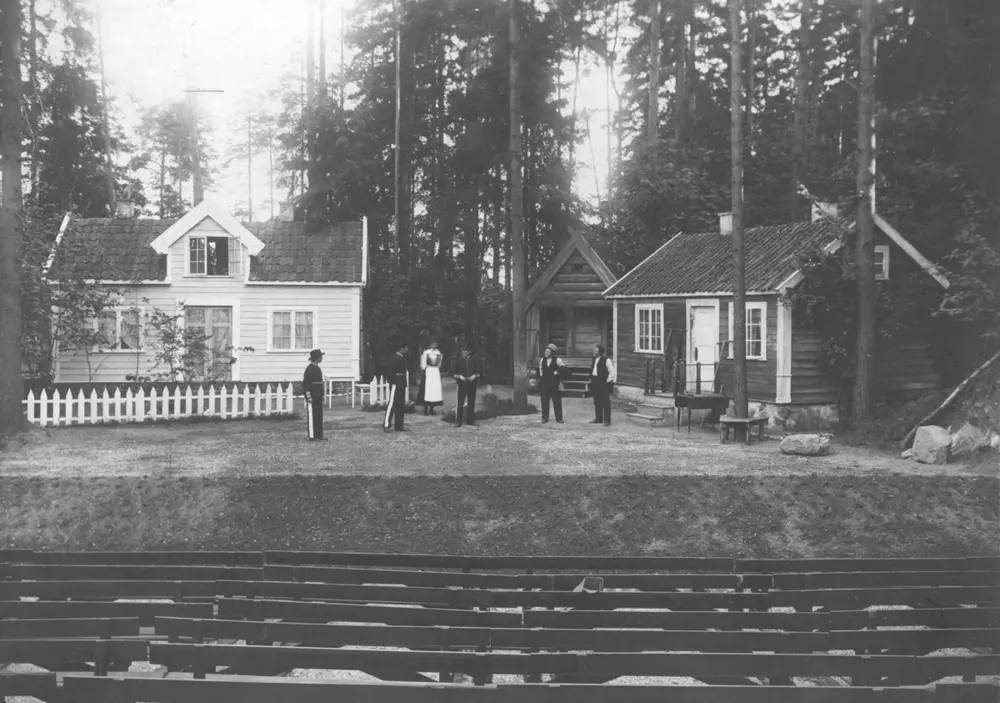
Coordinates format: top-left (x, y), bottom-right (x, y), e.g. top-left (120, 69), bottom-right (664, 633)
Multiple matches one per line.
top-left (383, 343), bottom-right (410, 432)
top-left (453, 342), bottom-right (481, 427)
top-left (303, 349), bottom-right (328, 441)
top-left (538, 342), bottom-right (565, 424)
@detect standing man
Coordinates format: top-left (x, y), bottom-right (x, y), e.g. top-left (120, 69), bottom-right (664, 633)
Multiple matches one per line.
top-left (303, 349), bottom-right (328, 441)
top-left (589, 344), bottom-right (617, 426)
top-left (538, 343), bottom-right (565, 424)
top-left (453, 343), bottom-right (480, 427)
top-left (383, 343), bottom-right (409, 432)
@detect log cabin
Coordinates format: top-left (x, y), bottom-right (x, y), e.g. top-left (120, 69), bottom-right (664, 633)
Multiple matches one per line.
top-left (525, 225), bottom-right (624, 397)
top-left (602, 206), bottom-right (951, 430)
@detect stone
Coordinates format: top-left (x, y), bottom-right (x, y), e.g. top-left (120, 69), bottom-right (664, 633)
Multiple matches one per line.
top-left (901, 448), bottom-right (914, 460)
top-left (989, 431), bottom-right (1000, 451)
top-left (780, 434), bottom-right (832, 457)
top-left (911, 425), bottom-right (951, 465)
top-left (950, 422), bottom-right (988, 458)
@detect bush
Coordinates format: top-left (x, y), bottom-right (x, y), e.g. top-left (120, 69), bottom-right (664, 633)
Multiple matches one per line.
top-left (441, 396), bottom-right (538, 423)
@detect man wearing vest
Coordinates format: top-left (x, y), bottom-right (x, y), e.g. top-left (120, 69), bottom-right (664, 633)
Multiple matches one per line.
top-left (589, 344), bottom-right (617, 426)
top-left (538, 343), bottom-right (565, 424)
top-left (383, 344), bottom-right (409, 432)
top-left (453, 343), bottom-right (480, 427)
top-left (302, 349), bottom-right (327, 440)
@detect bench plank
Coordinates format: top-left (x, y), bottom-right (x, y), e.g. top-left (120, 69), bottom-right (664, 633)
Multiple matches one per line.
top-left (10, 564), bottom-right (265, 582)
top-left (0, 616), bottom-right (141, 639)
top-left (0, 580), bottom-right (218, 600)
top-left (0, 600), bottom-right (214, 626)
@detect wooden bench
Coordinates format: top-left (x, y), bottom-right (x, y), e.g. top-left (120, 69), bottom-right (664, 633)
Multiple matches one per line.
top-left (720, 414), bottom-right (769, 444)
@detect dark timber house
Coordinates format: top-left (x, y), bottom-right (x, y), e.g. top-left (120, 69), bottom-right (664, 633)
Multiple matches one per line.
top-left (525, 225), bottom-right (624, 397)
top-left (602, 207), bottom-right (951, 430)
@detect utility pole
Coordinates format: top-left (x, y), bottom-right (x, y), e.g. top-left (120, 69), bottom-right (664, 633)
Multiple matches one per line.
top-left (95, 0), bottom-right (117, 214)
top-left (729, 0), bottom-right (749, 424)
top-left (393, 0), bottom-right (406, 272)
top-left (510, 0), bottom-right (528, 406)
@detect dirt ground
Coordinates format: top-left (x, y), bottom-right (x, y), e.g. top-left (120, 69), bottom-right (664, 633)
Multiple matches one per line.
top-left (2, 384), bottom-right (997, 479)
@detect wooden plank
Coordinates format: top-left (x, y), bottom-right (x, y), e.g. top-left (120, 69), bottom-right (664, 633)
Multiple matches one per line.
top-left (56, 675), bottom-right (969, 703)
top-left (0, 600), bottom-right (214, 626)
top-left (0, 580), bottom-right (219, 600)
top-left (148, 642), bottom-right (1000, 681)
top-left (0, 638), bottom-right (149, 667)
top-left (829, 628), bottom-right (1000, 653)
top-left (216, 580), bottom-right (770, 610)
top-left (773, 570), bottom-right (1000, 590)
top-left (10, 563), bottom-right (265, 582)
top-left (262, 565), bottom-right (745, 591)
top-left (0, 671), bottom-right (61, 700)
top-left (0, 616), bottom-right (141, 639)
top-left (522, 609), bottom-right (828, 631)
top-left (6, 550), bottom-right (264, 566)
top-left (216, 597), bottom-right (522, 628)
top-left (736, 557), bottom-right (1000, 573)
top-left (769, 586), bottom-right (1000, 609)
top-left (153, 617), bottom-right (833, 653)
top-left (263, 552), bottom-right (736, 571)
top-left (830, 607), bottom-right (1000, 630)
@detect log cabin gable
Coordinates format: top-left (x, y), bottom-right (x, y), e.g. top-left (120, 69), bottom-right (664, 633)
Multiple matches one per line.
top-left (526, 228), bottom-right (618, 309)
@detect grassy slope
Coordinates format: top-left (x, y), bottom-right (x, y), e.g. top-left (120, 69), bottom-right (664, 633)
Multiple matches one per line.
top-left (3, 474), bottom-right (997, 557)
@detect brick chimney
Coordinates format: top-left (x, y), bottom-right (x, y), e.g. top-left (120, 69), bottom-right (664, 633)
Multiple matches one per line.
top-left (811, 201), bottom-right (840, 222)
top-left (278, 201), bottom-right (295, 223)
top-left (719, 212), bottom-right (733, 235)
top-left (115, 199), bottom-right (135, 219)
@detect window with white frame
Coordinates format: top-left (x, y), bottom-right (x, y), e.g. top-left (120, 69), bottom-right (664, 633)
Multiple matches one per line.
top-left (728, 301), bottom-right (767, 361)
top-left (188, 235), bottom-right (241, 276)
top-left (874, 244), bottom-right (890, 280)
top-left (635, 304), bottom-right (663, 353)
top-left (94, 308), bottom-right (143, 351)
top-left (268, 309), bottom-right (317, 351)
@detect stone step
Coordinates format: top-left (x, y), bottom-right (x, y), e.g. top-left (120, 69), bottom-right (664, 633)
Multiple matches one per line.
top-left (638, 393), bottom-right (677, 409)
top-left (626, 412), bottom-right (670, 429)
top-left (636, 404), bottom-right (676, 419)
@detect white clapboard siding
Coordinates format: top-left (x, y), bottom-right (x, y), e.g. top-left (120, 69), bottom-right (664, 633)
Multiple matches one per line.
top-left (23, 383), bottom-right (295, 427)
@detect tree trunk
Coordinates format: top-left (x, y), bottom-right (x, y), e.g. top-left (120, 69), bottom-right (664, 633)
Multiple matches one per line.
top-left (0, 0), bottom-right (25, 437)
top-left (28, 0), bottom-right (40, 197)
top-left (96, 0), bottom-right (117, 214)
top-left (789, 0), bottom-right (813, 218)
top-left (852, 0), bottom-right (877, 425)
top-left (392, 0), bottom-right (410, 274)
top-left (305, 0), bottom-right (316, 200)
top-left (318, 0), bottom-right (326, 98)
top-left (729, 0), bottom-right (748, 423)
top-left (158, 149), bottom-right (166, 218)
top-left (647, 0), bottom-right (660, 143)
top-left (744, 0), bottom-right (757, 138)
top-left (510, 0), bottom-right (528, 405)
top-left (673, 0), bottom-right (689, 143)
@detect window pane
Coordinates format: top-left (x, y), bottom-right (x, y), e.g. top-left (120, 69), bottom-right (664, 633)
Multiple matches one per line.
top-left (97, 311), bottom-right (117, 349)
top-left (186, 307), bottom-right (206, 324)
top-left (189, 238), bottom-right (205, 274)
top-left (294, 311), bottom-right (313, 349)
top-left (208, 237), bottom-right (230, 276)
top-left (120, 310), bottom-right (141, 350)
top-left (212, 307), bottom-right (231, 325)
top-left (272, 311), bottom-right (291, 349)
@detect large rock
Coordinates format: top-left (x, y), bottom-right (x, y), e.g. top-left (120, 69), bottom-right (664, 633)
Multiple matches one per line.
top-left (950, 422), bottom-right (989, 459)
top-left (780, 434), bottom-right (832, 457)
top-left (911, 425), bottom-right (951, 464)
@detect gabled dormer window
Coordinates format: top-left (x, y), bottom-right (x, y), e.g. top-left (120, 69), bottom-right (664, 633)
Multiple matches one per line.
top-left (189, 235), bottom-right (241, 276)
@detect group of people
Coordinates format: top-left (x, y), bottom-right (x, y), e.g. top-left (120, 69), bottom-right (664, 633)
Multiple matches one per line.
top-left (301, 341), bottom-right (616, 440)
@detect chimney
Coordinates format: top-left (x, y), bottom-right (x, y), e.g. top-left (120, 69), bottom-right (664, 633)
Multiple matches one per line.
top-left (279, 202), bottom-right (295, 223)
top-left (719, 212), bottom-right (733, 235)
top-left (811, 201), bottom-right (839, 222)
top-left (115, 199), bottom-right (135, 219)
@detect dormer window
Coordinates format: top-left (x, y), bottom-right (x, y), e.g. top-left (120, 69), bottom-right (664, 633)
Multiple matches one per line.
top-left (874, 244), bottom-right (890, 280)
top-left (189, 235), bottom-right (241, 276)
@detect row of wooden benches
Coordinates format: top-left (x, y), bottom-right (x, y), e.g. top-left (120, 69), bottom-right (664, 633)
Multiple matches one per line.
top-left (3, 615), bottom-right (998, 654)
top-left (5, 563), bottom-right (1000, 590)
top-left (3, 550), bottom-right (998, 572)
top-left (3, 599), bottom-right (999, 630)
top-left (1, 674), bottom-right (995, 703)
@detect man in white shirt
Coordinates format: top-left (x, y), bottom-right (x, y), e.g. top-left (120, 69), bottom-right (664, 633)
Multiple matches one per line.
top-left (589, 344), bottom-right (617, 426)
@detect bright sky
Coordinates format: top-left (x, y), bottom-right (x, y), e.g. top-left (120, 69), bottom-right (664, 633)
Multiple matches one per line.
top-left (96, 0), bottom-right (616, 221)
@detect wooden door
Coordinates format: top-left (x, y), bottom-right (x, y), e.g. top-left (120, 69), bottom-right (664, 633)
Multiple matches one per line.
top-left (573, 310), bottom-right (604, 358)
top-left (185, 306), bottom-right (233, 381)
top-left (687, 305), bottom-right (717, 393)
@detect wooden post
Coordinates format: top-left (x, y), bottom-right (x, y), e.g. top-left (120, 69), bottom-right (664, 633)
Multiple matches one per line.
top-left (565, 307), bottom-right (575, 358)
top-left (611, 299), bottom-right (618, 359)
top-left (729, 0), bottom-right (749, 425)
top-left (509, 0), bottom-right (528, 406)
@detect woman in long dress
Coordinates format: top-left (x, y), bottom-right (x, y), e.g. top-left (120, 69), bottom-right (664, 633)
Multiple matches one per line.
top-left (418, 340), bottom-right (444, 415)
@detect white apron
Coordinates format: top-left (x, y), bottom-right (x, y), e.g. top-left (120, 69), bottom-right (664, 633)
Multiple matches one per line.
top-left (421, 349), bottom-right (443, 404)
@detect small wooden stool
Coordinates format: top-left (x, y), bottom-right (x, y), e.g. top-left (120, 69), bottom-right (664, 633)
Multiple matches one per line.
top-left (719, 415), bottom-right (769, 445)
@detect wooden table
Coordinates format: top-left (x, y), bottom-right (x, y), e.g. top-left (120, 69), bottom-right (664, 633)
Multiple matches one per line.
top-left (720, 415), bottom-right (769, 445)
top-left (673, 393), bottom-right (732, 434)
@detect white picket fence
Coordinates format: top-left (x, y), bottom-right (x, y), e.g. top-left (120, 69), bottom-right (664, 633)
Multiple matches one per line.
top-left (353, 373), bottom-right (410, 408)
top-left (23, 383), bottom-right (296, 427)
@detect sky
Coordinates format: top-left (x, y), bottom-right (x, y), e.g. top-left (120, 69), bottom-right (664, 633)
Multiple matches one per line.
top-left (94, 0), bottom-right (619, 221)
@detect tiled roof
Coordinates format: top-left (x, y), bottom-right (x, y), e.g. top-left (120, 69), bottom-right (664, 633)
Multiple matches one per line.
top-left (48, 217), bottom-right (364, 284)
top-left (605, 218), bottom-right (850, 297)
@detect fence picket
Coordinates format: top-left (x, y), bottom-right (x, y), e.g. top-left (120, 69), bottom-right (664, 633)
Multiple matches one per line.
top-left (253, 385), bottom-right (262, 417)
top-left (88, 389), bottom-right (98, 425)
top-left (241, 385), bottom-right (250, 419)
top-left (39, 388), bottom-right (49, 426)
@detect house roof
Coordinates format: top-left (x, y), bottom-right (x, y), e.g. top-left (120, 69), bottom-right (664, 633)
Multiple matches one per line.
top-left (150, 199), bottom-right (264, 256)
top-left (604, 218), bottom-right (850, 298)
top-left (525, 222), bottom-right (621, 307)
top-left (48, 215), bottom-right (365, 284)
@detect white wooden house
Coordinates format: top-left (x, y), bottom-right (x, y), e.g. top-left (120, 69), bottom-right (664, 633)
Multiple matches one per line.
top-left (46, 199), bottom-right (368, 384)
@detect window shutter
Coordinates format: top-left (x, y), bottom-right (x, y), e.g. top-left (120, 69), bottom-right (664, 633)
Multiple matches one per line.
top-left (229, 240), bottom-right (241, 277)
